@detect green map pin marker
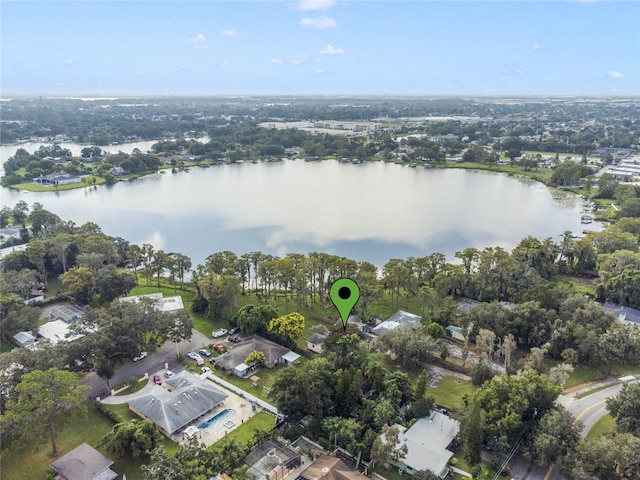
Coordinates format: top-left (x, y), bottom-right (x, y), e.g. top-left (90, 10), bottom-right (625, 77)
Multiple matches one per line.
top-left (330, 278), bottom-right (360, 331)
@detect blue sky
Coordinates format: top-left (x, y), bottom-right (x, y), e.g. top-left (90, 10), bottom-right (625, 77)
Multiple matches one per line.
top-left (1, 0), bottom-right (639, 96)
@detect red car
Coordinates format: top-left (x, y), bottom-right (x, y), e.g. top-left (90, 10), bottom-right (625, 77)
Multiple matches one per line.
top-left (153, 375), bottom-right (162, 385)
top-left (213, 343), bottom-right (223, 351)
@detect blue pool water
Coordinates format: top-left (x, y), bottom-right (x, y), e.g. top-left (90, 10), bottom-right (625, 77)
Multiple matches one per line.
top-left (198, 408), bottom-right (237, 430)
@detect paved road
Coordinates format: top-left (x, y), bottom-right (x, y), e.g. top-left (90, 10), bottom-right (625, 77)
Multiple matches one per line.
top-left (558, 381), bottom-right (631, 437)
top-left (80, 328), bottom-right (211, 399)
top-left (506, 376), bottom-right (639, 480)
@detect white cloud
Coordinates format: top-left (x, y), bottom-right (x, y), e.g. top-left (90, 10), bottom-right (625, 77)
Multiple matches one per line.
top-left (219, 61), bottom-right (229, 68)
top-left (608, 70), bottom-right (624, 79)
top-left (186, 33), bottom-right (207, 47)
top-left (514, 68), bottom-right (524, 76)
top-left (288, 57), bottom-right (306, 65)
top-left (221, 30), bottom-right (236, 37)
top-left (315, 69), bottom-right (324, 75)
top-left (270, 58), bottom-right (283, 64)
top-left (294, 0), bottom-right (335, 11)
top-left (531, 42), bottom-right (542, 50)
top-left (320, 44), bottom-right (344, 55)
top-left (300, 15), bottom-right (336, 29)
top-left (65, 58), bottom-right (73, 66)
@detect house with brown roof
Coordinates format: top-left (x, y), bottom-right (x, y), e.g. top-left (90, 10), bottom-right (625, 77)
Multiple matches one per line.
top-left (297, 455), bottom-right (369, 480)
top-left (50, 443), bottom-right (118, 480)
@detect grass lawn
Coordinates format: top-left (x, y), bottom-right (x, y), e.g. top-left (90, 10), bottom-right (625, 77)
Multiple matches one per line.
top-left (0, 401), bottom-right (114, 480)
top-left (426, 375), bottom-right (476, 410)
top-left (586, 414), bottom-right (616, 440)
top-left (44, 276), bottom-right (64, 298)
top-left (219, 360), bottom-right (308, 403)
top-left (220, 411), bottom-right (277, 447)
top-left (9, 176), bottom-right (105, 192)
top-left (552, 274), bottom-right (596, 297)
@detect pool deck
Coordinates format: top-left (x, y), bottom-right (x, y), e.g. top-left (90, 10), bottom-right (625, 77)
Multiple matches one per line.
top-left (172, 376), bottom-right (263, 447)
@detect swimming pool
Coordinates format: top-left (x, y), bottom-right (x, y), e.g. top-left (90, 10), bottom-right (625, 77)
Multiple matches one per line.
top-left (198, 408), bottom-right (238, 430)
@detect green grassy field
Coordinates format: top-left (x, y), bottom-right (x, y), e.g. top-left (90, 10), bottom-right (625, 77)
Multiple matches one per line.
top-left (0, 401), bottom-right (115, 480)
top-left (552, 275), bottom-right (597, 297)
top-left (426, 375), bottom-right (476, 410)
top-left (222, 411), bottom-right (277, 446)
top-left (219, 360), bottom-right (308, 402)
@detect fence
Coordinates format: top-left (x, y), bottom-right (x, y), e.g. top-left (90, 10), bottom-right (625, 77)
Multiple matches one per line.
top-left (204, 372), bottom-right (279, 415)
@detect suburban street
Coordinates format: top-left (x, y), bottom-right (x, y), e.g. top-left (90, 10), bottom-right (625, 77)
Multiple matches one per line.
top-left (505, 376), bottom-right (639, 480)
top-left (80, 328), bottom-right (211, 399)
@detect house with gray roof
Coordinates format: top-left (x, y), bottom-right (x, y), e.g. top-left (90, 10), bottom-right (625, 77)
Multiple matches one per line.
top-left (371, 310), bottom-right (422, 336)
top-left (33, 173), bottom-right (82, 186)
top-left (214, 335), bottom-right (300, 377)
top-left (306, 332), bottom-right (328, 353)
top-left (603, 301), bottom-right (640, 327)
top-left (12, 331), bottom-right (37, 349)
top-left (384, 411), bottom-right (459, 479)
top-left (50, 442), bottom-right (118, 480)
top-left (128, 370), bottom-right (228, 436)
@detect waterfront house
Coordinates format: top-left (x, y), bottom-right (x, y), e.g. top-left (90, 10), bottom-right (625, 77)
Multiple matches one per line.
top-left (32, 173), bottom-right (82, 186)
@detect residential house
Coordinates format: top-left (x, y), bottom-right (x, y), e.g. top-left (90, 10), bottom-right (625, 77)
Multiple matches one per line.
top-left (602, 301), bottom-right (640, 328)
top-left (119, 292), bottom-right (184, 312)
top-left (297, 455), bottom-right (369, 480)
top-left (370, 310), bottom-right (422, 336)
top-left (306, 332), bottom-right (328, 353)
top-left (243, 439), bottom-right (301, 480)
top-left (38, 305), bottom-right (86, 345)
top-left (445, 325), bottom-right (465, 341)
top-left (214, 335), bottom-right (300, 377)
top-left (109, 166), bottom-right (129, 176)
top-left (0, 227), bottom-right (22, 243)
top-left (128, 370), bottom-right (228, 436)
top-left (384, 411), bottom-right (460, 479)
top-left (33, 173), bottom-right (82, 186)
top-left (50, 442), bottom-right (118, 480)
top-left (12, 331), bottom-right (37, 349)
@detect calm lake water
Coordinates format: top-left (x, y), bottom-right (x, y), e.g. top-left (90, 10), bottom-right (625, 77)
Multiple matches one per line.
top-left (1, 160), bottom-right (594, 267)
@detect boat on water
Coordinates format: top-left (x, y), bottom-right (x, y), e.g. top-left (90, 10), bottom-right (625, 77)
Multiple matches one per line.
top-left (581, 215), bottom-right (593, 224)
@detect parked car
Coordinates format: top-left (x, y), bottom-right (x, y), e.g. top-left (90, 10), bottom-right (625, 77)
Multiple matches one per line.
top-left (187, 351), bottom-right (198, 360)
top-left (133, 351), bottom-right (147, 362)
top-left (228, 336), bottom-right (241, 343)
top-left (229, 327), bottom-right (240, 335)
top-left (201, 367), bottom-right (212, 374)
top-left (153, 374), bottom-right (162, 385)
top-left (213, 343), bottom-right (223, 351)
top-left (164, 370), bottom-right (175, 378)
top-left (212, 328), bottom-right (228, 338)
top-left (199, 349), bottom-right (212, 357)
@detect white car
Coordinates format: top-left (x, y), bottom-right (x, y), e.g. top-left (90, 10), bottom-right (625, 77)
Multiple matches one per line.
top-left (186, 351), bottom-right (198, 360)
top-left (133, 351), bottom-right (147, 362)
top-left (164, 370), bottom-right (175, 378)
top-left (212, 329), bottom-right (228, 338)
top-left (201, 367), bottom-right (212, 374)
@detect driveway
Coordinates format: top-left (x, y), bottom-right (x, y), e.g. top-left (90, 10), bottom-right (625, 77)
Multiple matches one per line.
top-left (80, 328), bottom-right (212, 399)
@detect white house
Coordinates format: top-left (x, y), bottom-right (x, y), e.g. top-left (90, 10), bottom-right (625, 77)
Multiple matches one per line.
top-left (385, 411), bottom-right (460, 479)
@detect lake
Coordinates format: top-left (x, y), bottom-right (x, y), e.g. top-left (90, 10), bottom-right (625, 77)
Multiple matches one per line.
top-left (1, 160), bottom-right (595, 267)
